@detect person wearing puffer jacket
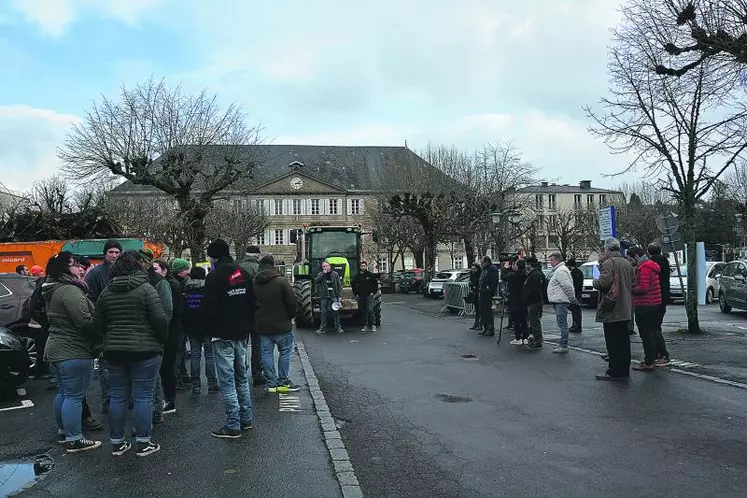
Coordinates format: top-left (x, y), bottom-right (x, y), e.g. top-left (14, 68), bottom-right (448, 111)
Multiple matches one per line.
top-left (629, 246), bottom-right (662, 372)
top-left (546, 253), bottom-right (579, 354)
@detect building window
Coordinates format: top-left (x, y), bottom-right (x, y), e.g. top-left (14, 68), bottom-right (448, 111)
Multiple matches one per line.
top-left (587, 194), bottom-right (594, 208)
top-left (290, 229), bottom-right (299, 244)
top-left (351, 199), bottom-right (361, 215)
top-left (535, 195), bottom-right (544, 210)
top-left (256, 233), bottom-right (265, 245)
top-left (329, 199), bottom-right (339, 215)
top-left (548, 194), bottom-right (556, 210)
top-left (232, 199), bottom-right (243, 213)
top-left (292, 199), bottom-right (302, 215)
top-left (574, 194), bottom-right (582, 210)
top-left (536, 215), bottom-right (545, 230)
top-left (274, 229), bottom-right (284, 245)
top-left (599, 194), bottom-right (607, 207)
top-left (255, 200), bottom-right (265, 213)
top-left (378, 258), bottom-right (388, 273)
top-left (274, 199), bottom-right (283, 216)
top-left (311, 199), bottom-right (321, 215)
top-left (452, 256), bottom-right (464, 269)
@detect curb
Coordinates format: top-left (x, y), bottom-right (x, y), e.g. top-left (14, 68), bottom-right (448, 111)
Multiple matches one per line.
top-left (296, 339), bottom-right (364, 498)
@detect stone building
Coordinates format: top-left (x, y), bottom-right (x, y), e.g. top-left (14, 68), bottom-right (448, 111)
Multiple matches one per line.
top-left (110, 145), bottom-right (468, 271)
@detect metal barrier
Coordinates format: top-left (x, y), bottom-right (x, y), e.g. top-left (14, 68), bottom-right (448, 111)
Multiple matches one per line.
top-left (442, 281), bottom-right (476, 316)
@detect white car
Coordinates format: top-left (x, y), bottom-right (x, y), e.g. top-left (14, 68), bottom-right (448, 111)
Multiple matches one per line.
top-left (426, 270), bottom-right (470, 298)
top-left (580, 261), bottom-right (599, 307)
top-left (669, 261), bottom-right (725, 304)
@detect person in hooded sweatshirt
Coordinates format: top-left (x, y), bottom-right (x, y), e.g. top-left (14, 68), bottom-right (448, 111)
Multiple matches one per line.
top-left (182, 266), bottom-right (219, 395)
top-left (93, 250), bottom-right (168, 457)
top-left (255, 255), bottom-right (300, 394)
top-left (43, 252), bottom-right (101, 453)
top-left (507, 259), bottom-right (529, 345)
top-left (629, 246), bottom-right (662, 372)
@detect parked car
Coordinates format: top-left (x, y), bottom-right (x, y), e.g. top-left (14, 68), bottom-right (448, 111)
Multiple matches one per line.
top-left (669, 262), bottom-right (725, 304)
top-left (717, 260), bottom-right (747, 313)
top-left (425, 269), bottom-right (470, 298)
top-left (379, 270), bottom-right (405, 294)
top-left (0, 326), bottom-right (32, 396)
top-left (0, 273), bottom-right (40, 394)
top-left (579, 261), bottom-right (599, 307)
top-left (0, 273), bottom-right (37, 325)
top-left (398, 269), bottom-right (424, 294)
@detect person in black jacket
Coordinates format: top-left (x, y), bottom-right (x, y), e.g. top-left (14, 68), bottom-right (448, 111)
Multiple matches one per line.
top-left (567, 259), bottom-right (584, 333)
top-left (93, 250), bottom-right (168, 457)
top-left (351, 261), bottom-right (379, 332)
top-left (478, 256), bottom-right (500, 337)
top-left (202, 239), bottom-right (256, 439)
top-left (468, 264), bottom-right (482, 331)
top-left (647, 243), bottom-right (671, 365)
top-left (523, 257), bottom-right (546, 351)
top-left (507, 260), bottom-right (529, 344)
top-left (182, 266), bottom-right (219, 395)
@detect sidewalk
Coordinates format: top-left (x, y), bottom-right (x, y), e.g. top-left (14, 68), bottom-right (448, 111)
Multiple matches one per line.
top-left (1, 347), bottom-right (342, 498)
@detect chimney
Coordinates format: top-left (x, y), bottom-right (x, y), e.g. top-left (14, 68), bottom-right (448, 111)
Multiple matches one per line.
top-left (579, 180), bottom-right (591, 189)
top-left (541, 181), bottom-right (549, 187)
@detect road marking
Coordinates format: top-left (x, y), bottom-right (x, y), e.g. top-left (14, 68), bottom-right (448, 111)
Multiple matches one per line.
top-left (668, 369), bottom-right (747, 390)
top-left (279, 393), bottom-right (302, 412)
top-left (296, 340), bottom-right (362, 498)
top-left (0, 399), bottom-right (34, 412)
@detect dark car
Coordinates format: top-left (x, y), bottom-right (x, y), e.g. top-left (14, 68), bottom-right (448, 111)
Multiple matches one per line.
top-left (0, 326), bottom-right (31, 396)
top-left (717, 260), bottom-right (747, 313)
top-left (398, 269), bottom-right (424, 294)
top-left (0, 273), bottom-right (37, 325)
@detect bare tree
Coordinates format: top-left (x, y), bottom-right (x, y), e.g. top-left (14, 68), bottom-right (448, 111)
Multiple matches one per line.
top-left (58, 78), bottom-right (264, 260)
top-left (653, 0), bottom-right (747, 77)
top-left (30, 176), bottom-right (74, 214)
top-left (723, 163), bottom-right (747, 206)
top-left (205, 201), bottom-right (269, 257)
top-left (546, 209), bottom-right (589, 260)
top-left (105, 195), bottom-right (188, 255)
top-left (586, 0), bottom-right (747, 333)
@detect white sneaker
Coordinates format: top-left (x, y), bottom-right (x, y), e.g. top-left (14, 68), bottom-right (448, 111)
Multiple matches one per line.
top-left (361, 327), bottom-right (369, 332)
top-left (552, 346), bottom-right (570, 354)
top-left (522, 339), bottom-right (527, 345)
top-left (371, 326), bottom-right (377, 332)
top-left (509, 339), bottom-right (523, 345)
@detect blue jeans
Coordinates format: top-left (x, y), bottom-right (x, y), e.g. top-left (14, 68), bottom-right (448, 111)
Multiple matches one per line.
top-left (553, 303), bottom-right (570, 348)
top-left (260, 332), bottom-right (294, 388)
top-left (189, 336), bottom-right (218, 389)
top-left (213, 339), bottom-right (253, 430)
top-left (99, 359), bottom-right (110, 405)
top-left (358, 295), bottom-right (375, 327)
top-left (53, 359), bottom-right (94, 442)
top-left (108, 355), bottom-right (162, 444)
top-left (319, 298), bottom-right (341, 330)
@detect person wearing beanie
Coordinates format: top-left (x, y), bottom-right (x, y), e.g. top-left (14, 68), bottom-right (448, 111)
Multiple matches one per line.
top-left (239, 245), bottom-right (266, 386)
top-left (202, 238), bottom-right (256, 439)
top-left (139, 248), bottom-right (155, 266)
top-left (183, 266), bottom-right (219, 395)
top-left (170, 259), bottom-right (191, 281)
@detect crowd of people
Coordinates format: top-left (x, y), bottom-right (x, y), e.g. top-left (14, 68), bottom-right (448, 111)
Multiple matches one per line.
top-left (34, 238), bottom-right (303, 457)
top-left (466, 237), bottom-right (672, 381)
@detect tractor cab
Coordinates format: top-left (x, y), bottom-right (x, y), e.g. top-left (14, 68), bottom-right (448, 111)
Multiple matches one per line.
top-left (292, 225), bottom-right (381, 328)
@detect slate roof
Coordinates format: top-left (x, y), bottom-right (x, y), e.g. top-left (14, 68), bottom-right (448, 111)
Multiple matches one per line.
top-left (518, 183), bottom-right (622, 195)
top-left (110, 145), bottom-right (431, 195)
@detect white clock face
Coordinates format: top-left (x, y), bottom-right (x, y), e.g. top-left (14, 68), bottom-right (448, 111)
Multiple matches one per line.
top-left (290, 177), bottom-right (303, 190)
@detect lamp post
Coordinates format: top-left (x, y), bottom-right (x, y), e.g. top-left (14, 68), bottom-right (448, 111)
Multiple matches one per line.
top-left (491, 210), bottom-right (522, 257)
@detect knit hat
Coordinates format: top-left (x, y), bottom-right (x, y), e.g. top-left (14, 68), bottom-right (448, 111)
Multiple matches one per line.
top-left (207, 239), bottom-right (231, 259)
top-left (245, 245), bottom-right (260, 255)
top-left (139, 248), bottom-right (155, 265)
top-left (30, 265), bottom-right (44, 277)
top-left (170, 258), bottom-right (190, 274)
top-left (103, 239), bottom-right (123, 254)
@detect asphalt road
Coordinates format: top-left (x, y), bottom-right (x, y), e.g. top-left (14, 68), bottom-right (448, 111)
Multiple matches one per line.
top-left (0, 351), bottom-right (340, 498)
top-left (301, 294), bottom-right (747, 498)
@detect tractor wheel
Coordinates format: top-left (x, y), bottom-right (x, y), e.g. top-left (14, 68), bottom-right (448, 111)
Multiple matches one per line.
top-left (374, 290), bottom-right (382, 326)
top-left (293, 280), bottom-right (313, 328)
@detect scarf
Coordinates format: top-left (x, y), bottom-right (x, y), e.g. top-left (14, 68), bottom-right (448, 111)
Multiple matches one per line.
top-left (59, 272), bottom-right (89, 293)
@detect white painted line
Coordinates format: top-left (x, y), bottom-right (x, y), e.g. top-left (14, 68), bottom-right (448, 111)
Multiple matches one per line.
top-left (669, 368), bottom-right (747, 390)
top-left (0, 399), bottom-right (34, 412)
top-left (278, 393), bottom-right (302, 413)
top-left (295, 340), bottom-right (363, 498)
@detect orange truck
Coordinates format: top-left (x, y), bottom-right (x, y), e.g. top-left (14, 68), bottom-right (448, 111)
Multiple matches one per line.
top-left (0, 239), bottom-right (164, 274)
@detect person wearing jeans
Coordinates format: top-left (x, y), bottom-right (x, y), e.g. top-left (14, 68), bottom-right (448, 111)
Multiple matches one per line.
top-left (254, 255), bottom-right (300, 393)
top-left (42, 251), bottom-right (101, 453)
top-left (352, 261), bottom-right (379, 332)
top-left (202, 239), bottom-right (257, 439)
top-left (546, 253), bottom-right (578, 353)
top-left (93, 250), bottom-right (168, 457)
top-left (315, 261), bottom-right (343, 334)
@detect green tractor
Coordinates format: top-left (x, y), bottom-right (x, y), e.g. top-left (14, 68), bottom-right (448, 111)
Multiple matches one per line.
top-left (292, 225), bottom-right (382, 328)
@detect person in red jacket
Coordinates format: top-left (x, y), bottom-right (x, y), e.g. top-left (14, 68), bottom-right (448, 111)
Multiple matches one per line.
top-left (629, 246), bottom-right (662, 372)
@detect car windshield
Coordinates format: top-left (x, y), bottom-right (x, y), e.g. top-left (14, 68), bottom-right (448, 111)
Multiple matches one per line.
top-left (435, 272), bottom-right (452, 279)
top-left (581, 265), bottom-right (596, 278)
top-left (310, 231), bottom-right (358, 259)
top-left (672, 265), bottom-right (687, 277)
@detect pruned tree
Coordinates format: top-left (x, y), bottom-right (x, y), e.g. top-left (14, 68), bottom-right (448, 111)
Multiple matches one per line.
top-left (104, 195), bottom-right (188, 256)
top-left (654, 0), bottom-right (747, 77)
top-left (205, 201), bottom-right (269, 257)
top-left (546, 209), bottom-right (588, 260)
top-left (586, 0), bottom-right (747, 333)
top-left (58, 78), bottom-right (264, 259)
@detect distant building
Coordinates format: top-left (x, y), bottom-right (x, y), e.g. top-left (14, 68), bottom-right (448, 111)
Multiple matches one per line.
top-left (514, 180), bottom-right (624, 262)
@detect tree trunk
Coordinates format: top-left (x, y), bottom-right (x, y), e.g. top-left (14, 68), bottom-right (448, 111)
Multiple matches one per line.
top-left (180, 200), bottom-right (209, 262)
top-left (681, 201), bottom-right (701, 334)
top-left (464, 237), bottom-right (476, 265)
top-left (424, 235), bottom-right (437, 284)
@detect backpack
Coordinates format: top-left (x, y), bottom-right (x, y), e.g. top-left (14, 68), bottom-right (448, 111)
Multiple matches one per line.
top-left (24, 277), bottom-right (49, 328)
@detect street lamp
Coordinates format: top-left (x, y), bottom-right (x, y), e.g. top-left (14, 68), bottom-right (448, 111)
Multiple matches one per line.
top-left (491, 210), bottom-right (522, 255)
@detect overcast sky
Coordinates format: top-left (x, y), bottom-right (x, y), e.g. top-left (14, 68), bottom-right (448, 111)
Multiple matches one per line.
top-left (0, 0), bottom-right (639, 193)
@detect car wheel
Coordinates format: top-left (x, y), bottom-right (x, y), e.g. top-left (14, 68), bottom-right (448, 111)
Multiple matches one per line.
top-left (719, 292), bottom-right (732, 313)
top-left (22, 337), bottom-right (37, 374)
top-left (706, 288), bottom-right (714, 304)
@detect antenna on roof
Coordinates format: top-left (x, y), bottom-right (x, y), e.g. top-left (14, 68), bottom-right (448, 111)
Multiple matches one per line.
top-left (404, 139), bottom-right (409, 149)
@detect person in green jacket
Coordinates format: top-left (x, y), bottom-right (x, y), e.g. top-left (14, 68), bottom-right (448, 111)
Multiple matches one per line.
top-left (43, 251), bottom-right (102, 454)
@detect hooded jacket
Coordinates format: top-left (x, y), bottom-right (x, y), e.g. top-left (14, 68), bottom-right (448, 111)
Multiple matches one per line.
top-left (93, 271), bottom-right (168, 363)
top-left (255, 265), bottom-right (298, 335)
top-left (632, 257), bottom-right (662, 310)
top-left (42, 276), bottom-right (97, 363)
top-left (650, 254), bottom-right (671, 305)
top-left (201, 257), bottom-right (256, 340)
top-left (182, 278), bottom-right (207, 339)
top-left (507, 268), bottom-right (528, 311)
top-left (239, 255), bottom-right (260, 280)
top-left (523, 267), bottom-right (546, 305)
